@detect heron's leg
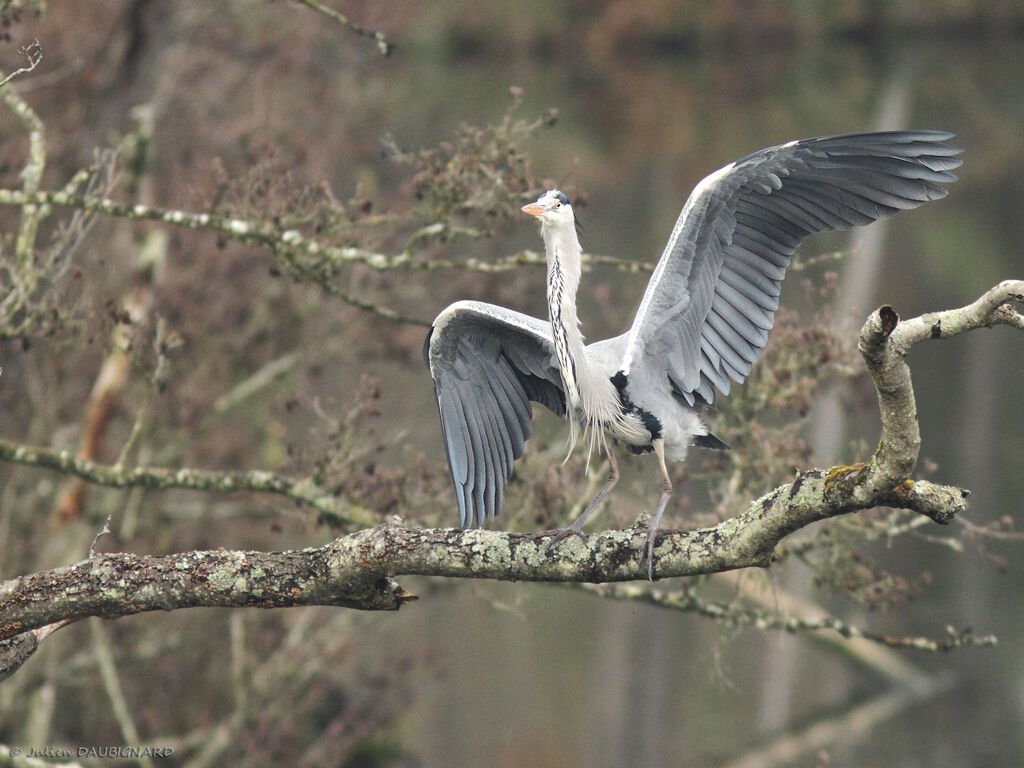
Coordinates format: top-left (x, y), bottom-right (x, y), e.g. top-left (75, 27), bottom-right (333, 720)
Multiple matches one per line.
top-left (639, 438), bottom-right (672, 580)
top-left (532, 450), bottom-right (619, 552)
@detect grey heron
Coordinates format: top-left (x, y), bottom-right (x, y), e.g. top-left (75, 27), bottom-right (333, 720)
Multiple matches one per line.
top-left (424, 131), bottom-right (961, 578)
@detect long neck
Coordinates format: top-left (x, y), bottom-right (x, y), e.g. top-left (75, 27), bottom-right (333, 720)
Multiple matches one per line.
top-left (544, 223), bottom-right (587, 410)
top-left (542, 221), bottom-right (645, 460)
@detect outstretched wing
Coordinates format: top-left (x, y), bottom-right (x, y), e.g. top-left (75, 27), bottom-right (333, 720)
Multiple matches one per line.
top-left (425, 300), bottom-right (566, 527)
top-left (619, 131), bottom-right (962, 405)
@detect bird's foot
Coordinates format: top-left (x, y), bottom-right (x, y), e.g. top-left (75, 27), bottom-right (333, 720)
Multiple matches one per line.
top-left (637, 523), bottom-right (659, 581)
top-left (528, 523), bottom-right (585, 554)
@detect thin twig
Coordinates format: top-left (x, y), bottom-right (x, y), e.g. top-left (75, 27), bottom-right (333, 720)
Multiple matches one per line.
top-left (89, 619), bottom-right (155, 768)
top-left (957, 516), bottom-right (1024, 542)
top-left (292, 0), bottom-right (392, 55)
top-left (89, 517), bottom-right (113, 558)
top-left (0, 39), bottom-right (43, 88)
top-left (114, 316), bottom-right (171, 469)
top-left (213, 351), bottom-right (299, 414)
top-left (581, 582), bottom-right (997, 651)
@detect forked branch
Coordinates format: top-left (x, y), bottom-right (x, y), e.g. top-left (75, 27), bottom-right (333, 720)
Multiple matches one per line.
top-left (0, 39), bottom-right (42, 88)
top-left (0, 281), bottom-right (1021, 677)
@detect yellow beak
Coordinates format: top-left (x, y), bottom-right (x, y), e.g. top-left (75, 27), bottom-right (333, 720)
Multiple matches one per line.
top-left (521, 202), bottom-right (544, 217)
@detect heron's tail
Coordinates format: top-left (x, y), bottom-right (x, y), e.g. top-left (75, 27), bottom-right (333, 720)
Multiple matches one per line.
top-left (694, 432), bottom-right (730, 451)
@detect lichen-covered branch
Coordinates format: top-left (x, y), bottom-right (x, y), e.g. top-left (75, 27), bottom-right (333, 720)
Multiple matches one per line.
top-left (0, 478), bottom-right (984, 680)
top-left (1, 68), bottom-right (47, 314)
top-left (857, 279), bottom-right (1024, 497)
top-left (0, 70), bottom-right (116, 340)
top-left (0, 187), bottom-right (646, 273)
top-left (0, 469), bottom-right (985, 646)
top-left (0, 541), bottom-right (415, 645)
top-left (0, 436), bottom-right (378, 530)
top-left (0, 282), bottom-right (1020, 680)
top-left (0, 188), bottom-right (647, 328)
top-left (582, 582), bottom-right (996, 652)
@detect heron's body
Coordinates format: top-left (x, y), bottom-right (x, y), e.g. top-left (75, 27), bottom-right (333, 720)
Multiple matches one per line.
top-left (425, 131), bottom-right (961, 577)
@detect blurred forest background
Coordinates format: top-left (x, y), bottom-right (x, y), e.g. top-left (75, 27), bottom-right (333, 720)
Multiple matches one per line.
top-left (1, 1), bottom-right (1023, 766)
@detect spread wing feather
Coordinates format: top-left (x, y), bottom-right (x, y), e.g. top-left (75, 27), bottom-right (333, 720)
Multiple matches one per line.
top-left (621, 131), bottom-right (961, 404)
top-left (424, 300), bottom-right (566, 527)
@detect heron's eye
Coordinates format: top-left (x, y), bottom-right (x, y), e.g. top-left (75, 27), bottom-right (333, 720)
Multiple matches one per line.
top-left (554, 201), bottom-right (561, 208)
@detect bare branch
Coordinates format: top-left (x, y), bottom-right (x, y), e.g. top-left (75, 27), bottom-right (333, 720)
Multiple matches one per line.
top-left (292, 0), bottom-right (393, 56)
top-left (0, 189), bottom-right (651, 328)
top-left (0, 436), bottom-right (378, 530)
top-left (211, 351), bottom-right (299, 414)
top-left (0, 38), bottom-right (42, 88)
top-left (0, 93), bottom-right (118, 339)
top-left (0, 188), bottom-right (435, 326)
top-left (1, 64), bottom-right (46, 268)
top-left (582, 582), bottom-right (996, 652)
top-left (0, 188), bottom-right (646, 273)
top-left (89, 620), bottom-right (154, 768)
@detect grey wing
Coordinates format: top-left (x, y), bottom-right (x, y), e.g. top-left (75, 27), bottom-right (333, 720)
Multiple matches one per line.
top-left (620, 130), bottom-right (962, 405)
top-left (424, 300), bottom-right (566, 528)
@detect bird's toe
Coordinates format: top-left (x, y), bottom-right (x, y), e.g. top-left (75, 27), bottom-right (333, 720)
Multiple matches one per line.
top-left (638, 526), bottom-right (659, 580)
top-left (526, 524), bottom-right (585, 554)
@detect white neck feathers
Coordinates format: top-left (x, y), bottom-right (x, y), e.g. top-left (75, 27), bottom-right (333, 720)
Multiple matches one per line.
top-left (544, 223), bottom-right (585, 404)
top-left (542, 221), bottom-right (637, 462)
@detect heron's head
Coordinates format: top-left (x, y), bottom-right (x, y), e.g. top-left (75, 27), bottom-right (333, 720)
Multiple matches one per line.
top-left (522, 190), bottom-right (575, 230)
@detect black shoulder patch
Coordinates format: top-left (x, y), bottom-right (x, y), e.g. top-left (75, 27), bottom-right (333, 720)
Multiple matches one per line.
top-left (610, 370), bottom-right (662, 442)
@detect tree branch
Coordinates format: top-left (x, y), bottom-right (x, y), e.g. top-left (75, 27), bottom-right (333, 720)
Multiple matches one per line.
top-left (582, 581), bottom-right (996, 652)
top-left (1, 63), bottom-right (46, 287)
top-left (0, 190), bottom-right (649, 276)
top-left (0, 540), bottom-right (414, 643)
top-left (292, 0), bottom-right (393, 56)
top-left (0, 436), bottom-right (379, 529)
top-left (0, 39), bottom-right (42, 88)
top-left (0, 189), bottom-right (649, 328)
top-left (857, 279), bottom-right (1023, 493)
top-left (0, 282), bottom-right (1020, 678)
top-left (0, 469), bottom-right (972, 644)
